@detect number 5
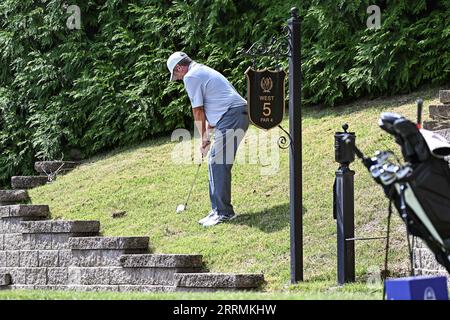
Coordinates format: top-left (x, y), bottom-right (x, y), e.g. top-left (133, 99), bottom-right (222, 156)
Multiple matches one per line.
top-left (263, 102), bottom-right (271, 117)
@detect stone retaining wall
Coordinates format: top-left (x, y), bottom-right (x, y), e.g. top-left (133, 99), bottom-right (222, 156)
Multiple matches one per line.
top-left (0, 172), bottom-right (265, 293)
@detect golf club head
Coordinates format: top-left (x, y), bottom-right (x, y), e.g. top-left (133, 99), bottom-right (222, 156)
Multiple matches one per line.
top-left (378, 112), bottom-right (404, 135)
top-left (395, 165), bottom-right (412, 180)
top-left (374, 150), bottom-right (393, 163)
top-left (380, 171), bottom-right (397, 185)
top-left (176, 204), bottom-right (186, 213)
top-left (369, 164), bottom-right (383, 179)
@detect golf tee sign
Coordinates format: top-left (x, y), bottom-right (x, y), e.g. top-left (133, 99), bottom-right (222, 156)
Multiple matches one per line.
top-left (241, 7), bottom-right (302, 283)
top-left (245, 67), bottom-right (286, 130)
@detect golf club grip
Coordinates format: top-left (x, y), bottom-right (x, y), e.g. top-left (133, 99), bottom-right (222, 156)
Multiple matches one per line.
top-left (416, 99), bottom-right (423, 127)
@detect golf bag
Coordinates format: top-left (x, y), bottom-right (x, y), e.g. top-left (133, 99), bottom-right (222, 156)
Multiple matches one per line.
top-left (352, 112), bottom-right (450, 273)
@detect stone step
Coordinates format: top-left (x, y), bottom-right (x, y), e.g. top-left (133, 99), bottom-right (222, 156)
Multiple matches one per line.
top-left (11, 176), bottom-right (48, 189)
top-left (68, 264), bottom-right (204, 286)
top-left (20, 220), bottom-right (100, 234)
top-left (422, 120), bottom-right (450, 131)
top-left (440, 90), bottom-right (450, 104)
top-left (69, 237), bottom-right (150, 267)
top-left (0, 205), bottom-right (50, 234)
top-left (34, 161), bottom-right (78, 175)
top-left (119, 254), bottom-right (205, 269)
top-left (69, 236), bottom-right (149, 250)
top-left (0, 190), bottom-right (30, 206)
top-left (174, 273), bottom-right (265, 292)
top-left (0, 273), bottom-right (11, 287)
top-left (429, 104), bottom-right (450, 120)
top-left (0, 205), bottom-right (50, 219)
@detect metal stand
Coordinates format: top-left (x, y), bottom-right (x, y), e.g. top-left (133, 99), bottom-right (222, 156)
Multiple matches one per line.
top-left (334, 124), bottom-right (356, 284)
top-left (334, 164), bottom-right (355, 284)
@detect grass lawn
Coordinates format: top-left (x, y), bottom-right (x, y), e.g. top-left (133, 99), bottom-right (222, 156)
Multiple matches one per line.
top-left (8, 86), bottom-right (444, 300)
top-left (0, 281), bottom-right (383, 300)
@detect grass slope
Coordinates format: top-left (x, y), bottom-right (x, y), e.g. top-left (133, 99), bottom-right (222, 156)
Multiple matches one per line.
top-left (25, 86), bottom-right (444, 297)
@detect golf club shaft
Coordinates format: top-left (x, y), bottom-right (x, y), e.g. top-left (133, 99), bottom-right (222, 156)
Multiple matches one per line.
top-left (184, 162), bottom-right (202, 207)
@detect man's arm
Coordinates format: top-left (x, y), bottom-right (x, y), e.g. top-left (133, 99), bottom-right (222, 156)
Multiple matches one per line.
top-left (192, 106), bottom-right (210, 156)
top-left (192, 106), bottom-right (207, 141)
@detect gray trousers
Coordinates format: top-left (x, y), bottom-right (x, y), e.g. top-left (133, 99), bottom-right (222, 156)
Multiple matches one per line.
top-left (208, 105), bottom-right (249, 217)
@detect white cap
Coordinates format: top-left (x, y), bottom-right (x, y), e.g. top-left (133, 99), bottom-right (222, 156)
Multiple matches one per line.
top-left (167, 51), bottom-right (187, 81)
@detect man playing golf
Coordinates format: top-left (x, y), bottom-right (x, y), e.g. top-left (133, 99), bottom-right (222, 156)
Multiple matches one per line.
top-left (167, 51), bottom-right (249, 227)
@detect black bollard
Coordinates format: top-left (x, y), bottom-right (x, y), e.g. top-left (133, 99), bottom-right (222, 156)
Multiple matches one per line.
top-left (333, 124), bottom-right (356, 284)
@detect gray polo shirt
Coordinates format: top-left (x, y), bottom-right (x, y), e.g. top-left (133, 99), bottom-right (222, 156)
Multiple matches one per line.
top-left (183, 62), bottom-right (247, 126)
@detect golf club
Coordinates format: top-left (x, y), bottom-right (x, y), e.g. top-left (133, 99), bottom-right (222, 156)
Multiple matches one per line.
top-left (176, 129), bottom-right (211, 213)
top-left (176, 160), bottom-right (202, 213)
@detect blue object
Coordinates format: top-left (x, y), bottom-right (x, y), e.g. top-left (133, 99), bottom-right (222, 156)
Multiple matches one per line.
top-left (385, 275), bottom-right (449, 300)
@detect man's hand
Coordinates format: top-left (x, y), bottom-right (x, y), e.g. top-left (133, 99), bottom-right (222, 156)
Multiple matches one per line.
top-left (200, 139), bottom-right (211, 157)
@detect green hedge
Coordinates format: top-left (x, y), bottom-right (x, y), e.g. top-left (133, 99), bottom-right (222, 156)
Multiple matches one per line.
top-left (0, 0), bottom-right (449, 186)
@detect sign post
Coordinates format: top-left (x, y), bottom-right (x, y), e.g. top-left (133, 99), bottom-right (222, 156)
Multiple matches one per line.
top-left (288, 7), bottom-right (302, 283)
top-left (241, 7), bottom-right (302, 283)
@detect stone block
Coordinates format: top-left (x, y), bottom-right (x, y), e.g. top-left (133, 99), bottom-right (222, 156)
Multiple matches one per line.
top-left (11, 176), bottom-right (48, 189)
top-left (174, 273), bottom-right (265, 289)
top-left (47, 268), bottom-right (68, 285)
top-left (6, 268), bottom-right (26, 284)
top-left (34, 161), bottom-right (78, 175)
top-left (119, 254), bottom-right (204, 269)
top-left (58, 250), bottom-right (72, 267)
top-left (33, 234), bottom-right (53, 250)
top-left (0, 190), bottom-right (30, 205)
top-left (2, 217), bottom-right (30, 233)
top-left (0, 252), bottom-right (5, 267)
top-left (24, 267), bottom-right (47, 285)
top-left (20, 220), bottom-right (100, 234)
top-left (0, 204), bottom-right (49, 219)
top-left (418, 248), bottom-right (443, 271)
top-left (51, 220), bottom-right (100, 234)
top-left (71, 250), bottom-right (128, 267)
top-left (0, 273), bottom-right (11, 286)
top-left (19, 250), bottom-right (39, 267)
top-left (38, 250), bottom-right (59, 267)
top-left (440, 90), bottom-right (450, 104)
top-left (22, 234), bottom-right (37, 250)
top-left (51, 234), bottom-right (71, 249)
top-left (69, 236), bottom-right (149, 250)
top-left (429, 104), bottom-right (450, 120)
top-left (68, 267), bottom-right (110, 285)
top-left (20, 221), bottom-right (52, 233)
top-left (117, 267), bottom-right (203, 286)
top-left (4, 234), bottom-right (25, 250)
top-left (6, 251), bottom-right (20, 267)
top-left (423, 120), bottom-right (450, 131)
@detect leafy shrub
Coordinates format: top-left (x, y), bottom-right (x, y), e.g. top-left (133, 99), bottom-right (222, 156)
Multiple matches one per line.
top-left (0, 0), bottom-right (449, 186)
